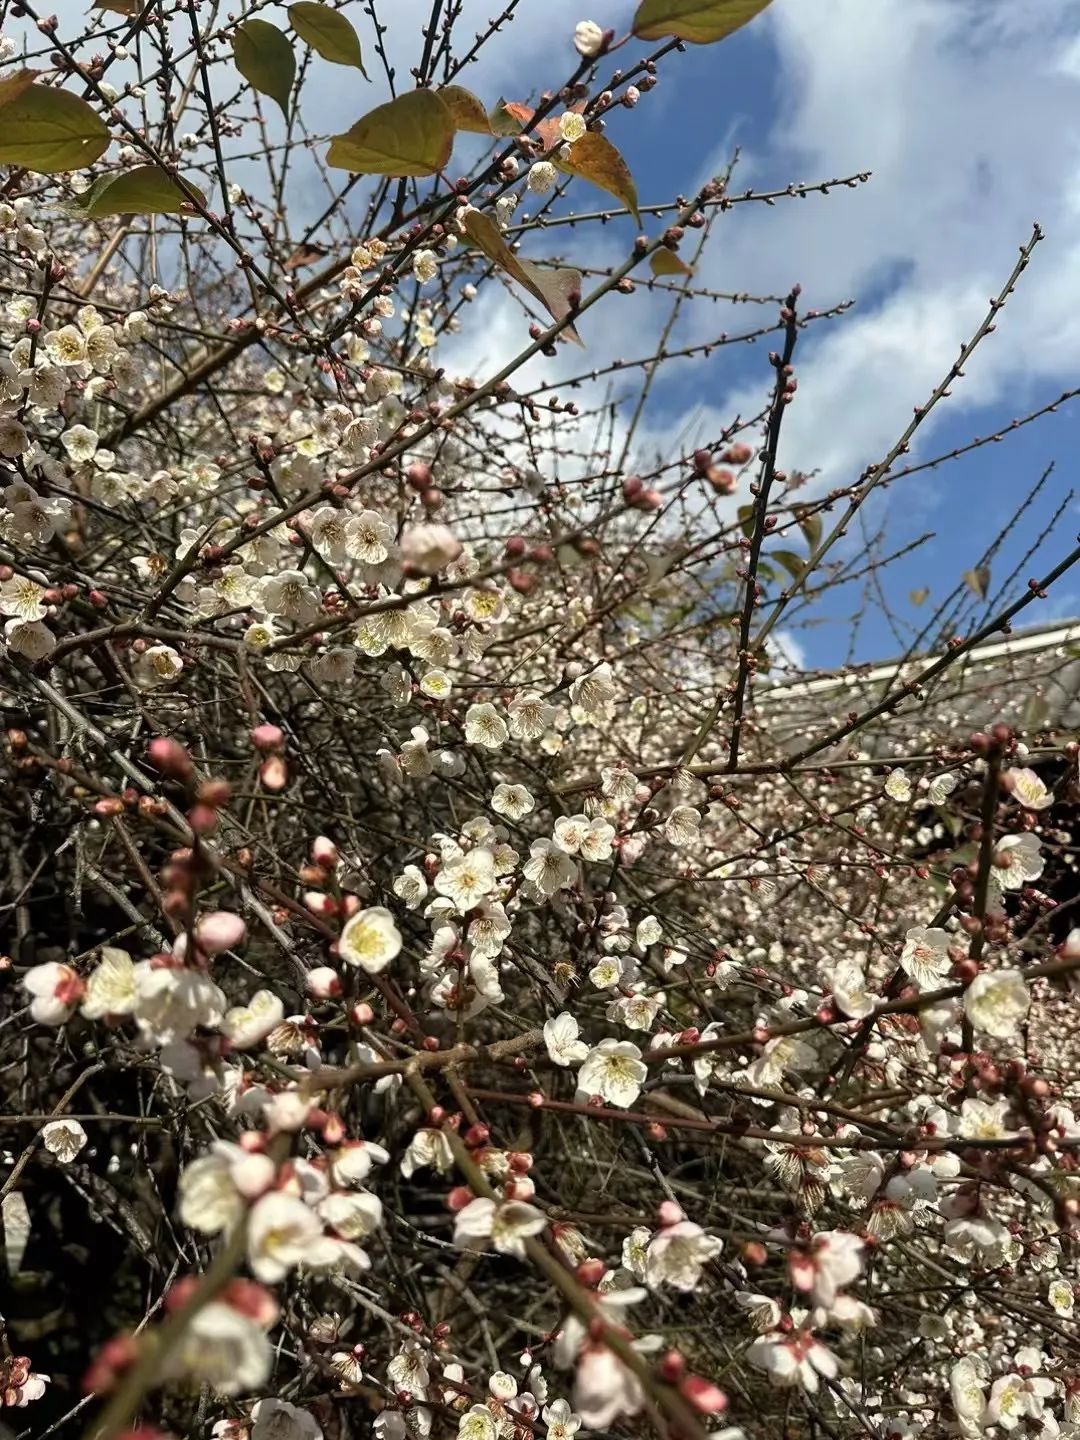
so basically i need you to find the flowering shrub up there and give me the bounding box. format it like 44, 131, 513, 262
2, 5, 1080, 1440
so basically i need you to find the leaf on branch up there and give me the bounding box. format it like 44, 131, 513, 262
93, 0, 140, 11
232, 19, 296, 121
327, 90, 454, 176
737, 503, 756, 540
79, 165, 207, 217
794, 506, 822, 552
632, 0, 774, 44
488, 98, 524, 136
500, 100, 571, 152
0, 83, 110, 173
0, 69, 41, 107
288, 3, 368, 76
284, 242, 330, 271
461, 208, 584, 346
909, 588, 929, 607
555, 132, 640, 224
650, 248, 692, 277
963, 564, 991, 600
771, 549, 805, 583
438, 85, 492, 134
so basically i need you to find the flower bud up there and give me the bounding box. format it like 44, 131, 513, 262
195, 910, 247, 955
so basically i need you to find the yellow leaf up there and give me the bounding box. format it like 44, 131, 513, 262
438, 85, 492, 134
632, 0, 773, 44
288, 3, 368, 76
232, 19, 295, 121
461, 208, 584, 346
556, 131, 640, 224
0, 84, 110, 173
327, 90, 454, 176
81, 165, 206, 217
93, 0, 139, 11
963, 565, 991, 600
909, 588, 929, 607
650, 248, 692, 277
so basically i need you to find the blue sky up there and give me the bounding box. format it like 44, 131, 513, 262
416, 0, 1080, 669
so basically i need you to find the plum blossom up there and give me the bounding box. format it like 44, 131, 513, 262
338, 906, 402, 972
544, 1012, 589, 1067
453, 1197, 548, 1257
746, 1330, 839, 1394
577, 1039, 648, 1108
23, 961, 84, 1025
963, 968, 1029, 1037
899, 926, 951, 986
41, 1118, 87, 1162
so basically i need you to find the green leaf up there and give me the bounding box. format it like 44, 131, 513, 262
632, 0, 773, 44
232, 19, 295, 121
795, 507, 822, 552
327, 90, 454, 176
0, 70, 40, 108
461, 208, 584, 346
80, 165, 206, 217
771, 549, 805, 583
909, 587, 929, 607
555, 131, 640, 224
650, 248, 692, 277
288, 3, 368, 76
0, 84, 110, 173
737, 503, 756, 540
438, 85, 492, 134
962, 564, 991, 600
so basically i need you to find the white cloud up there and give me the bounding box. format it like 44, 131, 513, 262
651, 0, 1080, 493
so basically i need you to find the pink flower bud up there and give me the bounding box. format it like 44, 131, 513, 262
306, 966, 342, 999
251, 723, 285, 753
187, 803, 219, 836
311, 835, 338, 869
657, 1199, 685, 1228
147, 737, 193, 780
195, 910, 247, 955
260, 755, 288, 791
680, 1375, 728, 1414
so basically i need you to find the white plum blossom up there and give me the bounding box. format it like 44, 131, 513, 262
746, 1330, 839, 1394
23, 961, 84, 1026
338, 906, 402, 973
41, 1118, 88, 1162
645, 1217, 723, 1290
544, 1012, 589, 1067
435, 848, 497, 909
992, 831, 1044, 890
492, 782, 534, 819
577, 1039, 648, 1108
1007, 766, 1052, 809
963, 968, 1029, 1037
899, 926, 952, 986
453, 1196, 548, 1257
789, 1230, 864, 1309
464, 703, 509, 748
251, 1400, 323, 1440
